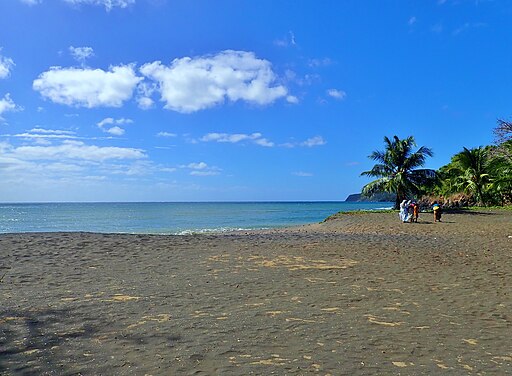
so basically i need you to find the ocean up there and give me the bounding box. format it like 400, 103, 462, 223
0, 201, 393, 235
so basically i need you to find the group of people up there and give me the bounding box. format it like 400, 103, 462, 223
399, 200, 419, 223
399, 199, 442, 223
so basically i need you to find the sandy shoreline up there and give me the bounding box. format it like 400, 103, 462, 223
1, 209, 511, 375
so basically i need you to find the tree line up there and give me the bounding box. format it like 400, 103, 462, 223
361, 120, 512, 210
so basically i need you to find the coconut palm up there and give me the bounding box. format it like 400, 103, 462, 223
361, 135, 435, 209
444, 147, 490, 205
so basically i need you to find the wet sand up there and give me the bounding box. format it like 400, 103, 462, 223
1, 209, 511, 375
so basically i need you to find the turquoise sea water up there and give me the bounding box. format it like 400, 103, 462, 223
0, 202, 393, 235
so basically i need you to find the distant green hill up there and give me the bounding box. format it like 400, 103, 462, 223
345, 192, 396, 202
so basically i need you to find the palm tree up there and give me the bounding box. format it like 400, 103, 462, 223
361, 135, 435, 209
446, 147, 490, 205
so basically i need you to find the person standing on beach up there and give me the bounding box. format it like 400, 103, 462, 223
413, 202, 419, 223
399, 200, 408, 222
433, 201, 442, 222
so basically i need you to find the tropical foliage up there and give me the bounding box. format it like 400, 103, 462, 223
360, 136, 436, 209
361, 120, 512, 208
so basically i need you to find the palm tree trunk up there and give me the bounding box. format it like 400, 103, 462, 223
394, 194, 401, 210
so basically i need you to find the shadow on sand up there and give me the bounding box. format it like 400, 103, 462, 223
0, 307, 96, 375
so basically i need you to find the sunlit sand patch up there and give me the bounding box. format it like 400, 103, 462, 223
108, 294, 141, 302
207, 254, 232, 264
285, 317, 317, 323
127, 320, 147, 329
143, 313, 171, 322
320, 308, 340, 312
191, 310, 210, 318
266, 311, 286, 317
365, 315, 403, 327
22, 349, 40, 355
249, 355, 289, 366
493, 356, 512, 361
0, 316, 26, 323
392, 361, 409, 367
251, 255, 358, 270
61, 297, 78, 302
462, 338, 478, 345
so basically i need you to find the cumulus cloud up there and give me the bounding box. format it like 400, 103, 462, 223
69, 46, 94, 64
327, 89, 346, 100
0, 51, 15, 79
0, 94, 20, 120
33, 65, 142, 108
97, 117, 132, 136
140, 50, 289, 113
136, 82, 156, 109
180, 161, 221, 176
200, 132, 274, 147
63, 0, 135, 11
301, 136, 326, 147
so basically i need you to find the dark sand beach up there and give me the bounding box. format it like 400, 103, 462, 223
1, 209, 512, 375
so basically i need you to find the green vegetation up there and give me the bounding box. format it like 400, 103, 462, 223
360, 136, 436, 210
361, 120, 512, 208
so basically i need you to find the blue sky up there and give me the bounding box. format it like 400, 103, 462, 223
0, 0, 511, 202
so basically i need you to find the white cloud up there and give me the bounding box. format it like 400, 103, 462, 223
13, 140, 146, 161
29, 128, 76, 135
140, 50, 289, 113
187, 162, 208, 170
253, 138, 274, 147
280, 136, 327, 148
19, 0, 41, 5
286, 95, 299, 104
97, 117, 132, 136
274, 31, 297, 48
190, 170, 219, 176
97, 117, 133, 127
63, 0, 135, 11
292, 171, 313, 177
200, 132, 275, 147
104, 126, 124, 136
301, 136, 326, 147
137, 96, 154, 109
33, 65, 142, 108
0, 50, 15, 79
136, 82, 156, 109
0, 94, 20, 120
179, 161, 221, 176
327, 89, 346, 100
201, 132, 261, 143
69, 46, 94, 63
156, 132, 177, 137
